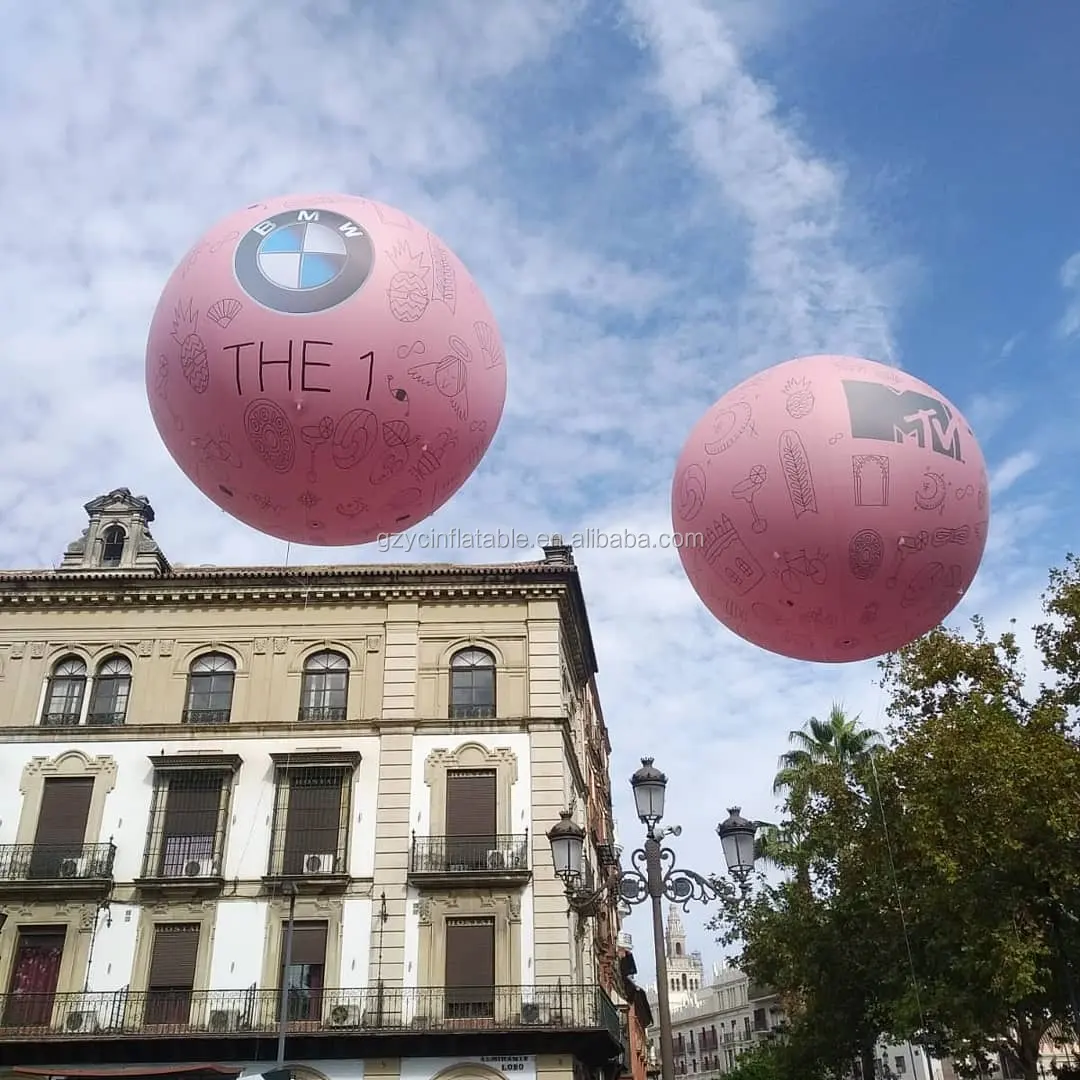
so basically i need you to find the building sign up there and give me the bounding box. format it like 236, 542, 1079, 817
479, 1057, 531, 1073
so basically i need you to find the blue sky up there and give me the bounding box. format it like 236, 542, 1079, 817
1, 0, 1077, 983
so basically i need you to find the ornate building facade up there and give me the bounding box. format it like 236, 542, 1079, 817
0, 489, 639, 1080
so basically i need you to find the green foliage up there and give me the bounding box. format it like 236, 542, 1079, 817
717, 1041, 826, 1080
710, 558, 1080, 1080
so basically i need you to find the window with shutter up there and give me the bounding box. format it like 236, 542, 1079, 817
159, 772, 223, 877
280, 920, 327, 1022
30, 778, 93, 879
280, 770, 344, 876
443, 916, 495, 1019
2, 927, 65, 1028
145, 923, 199, 1026
444, 770, 497, 869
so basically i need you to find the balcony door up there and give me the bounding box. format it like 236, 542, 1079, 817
2, 927, 65, 1028
445, 770, 497, 870
30, 777, 93, 879
281, 921, 327, 1022
145, 923, 199, 1026
444, 916, 495, 1020
281, 771, 343, 876
160, 773, 221, 878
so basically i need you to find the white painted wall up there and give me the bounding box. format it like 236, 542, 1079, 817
1, 734, 379, 993
403, 733, 534, 988
401, 1056, 535, 1080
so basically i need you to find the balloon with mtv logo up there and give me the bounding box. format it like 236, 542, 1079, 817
671, 355, 990, 663
146, 193, 507, 546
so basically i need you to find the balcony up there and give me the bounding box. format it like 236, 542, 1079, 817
0, 984, 623, 1069
39, 711, 80, 728
264, 842, 350, 893
297, 705, 347, 723
182, 708, 231, 725
0, 842, 115, 898
85, 710, 126, 727
408, 833, 531, 887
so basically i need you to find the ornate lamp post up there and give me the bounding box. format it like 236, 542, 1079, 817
547, 759, 760, 1080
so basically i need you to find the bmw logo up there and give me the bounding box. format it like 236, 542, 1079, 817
233, 209, 375, 315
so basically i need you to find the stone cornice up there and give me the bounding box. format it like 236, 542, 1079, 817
0, 560, 599, 676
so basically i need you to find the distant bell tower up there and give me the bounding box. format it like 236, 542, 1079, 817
665, 904, 705, 1004
58, 488, 170, 573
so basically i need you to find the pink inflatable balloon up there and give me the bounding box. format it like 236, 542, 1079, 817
146, 193, 507, 545
671, 355, 990, 663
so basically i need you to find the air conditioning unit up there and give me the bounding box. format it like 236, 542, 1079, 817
58, 857, 86, 878
65, 1009, 98, 1032
486, 849, 506, 870
208, 1009, 243, 1032
304, 852, 335, 874
617, 931, 633, 950
327, 1004, 362, 1027
183, 858, 216, 878
521, 1002, 550, 1024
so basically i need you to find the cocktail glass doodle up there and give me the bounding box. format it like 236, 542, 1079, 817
731, 465, 768, 534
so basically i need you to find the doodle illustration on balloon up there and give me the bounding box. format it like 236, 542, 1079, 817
700, 515, 765, 596
723, 599, 749, 625
800, 608, 837, 629
978, 486, 987, 510
171, 301, 210, 394
192, 428, 243, 497
386, 242, 435, 322
336, 498, 368, 519
975, 520, 989, 543
704, 402, 754, 456
848, 529, 884, 581
298, 489, 324, 533
409, 429, 459, 484
731, 466, 768, 534
932, 525, 970, 547
469, 419, 488, 436
914, 470, 949, 513
387, 376, 410, 414
859, 601, 880, 625
206, 297, 244, 329
428, 235, 458, 314
752, 602, 788, 627
852, 455, 890, 508
901, 562, 958, 609
954, 484, 976, 502
370, 420, 415, 486
397, 341, 425, 361
179, 244, 204, 280
829, 432, 845, 445
775, 548, 828, 595
375, 203, 415, 230
782, 377, 815, 419
886, 531, 930, 589
208, 232, 241, 256
250, 492, 285, 516
300, 417, 336, 482
474, 321, 505, 370
675, 464, 707, 522
330, 409, 379, 470
244, 398, 297, 474
777, 430, 818, 518
408, 335, 471, 421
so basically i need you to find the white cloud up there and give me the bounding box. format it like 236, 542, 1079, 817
990, 449, 1039, 496
1060, 251, 1080, 338
0, 0, 1053, 983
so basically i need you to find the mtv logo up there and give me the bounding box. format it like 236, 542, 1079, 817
842, 380, 963, 461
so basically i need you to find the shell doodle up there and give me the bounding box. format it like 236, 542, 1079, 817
704, 402, 754, 456
331, 409, 380, 470
207, 298, 243, 329
243, 398, 297, 474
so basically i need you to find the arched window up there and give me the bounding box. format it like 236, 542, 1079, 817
299, 650, 349, 722
88, 655, 132, 726
681, 974, 688, 990
183, 652, 236, 724
675, 941, 683, 956
449, 647, 495, 719
100, 524, 126, 567
41, 656, 86, 726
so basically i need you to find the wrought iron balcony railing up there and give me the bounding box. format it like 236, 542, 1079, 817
86, 711, 126, 726
181, 708, 232, 725
297, 705, 347, 723
266, 838, 348, 879
410, 834, 530, 875
40, 711, 80, 728
449, 703, 496, 720
0, 843, 116, 883
0, 983, 620, 1043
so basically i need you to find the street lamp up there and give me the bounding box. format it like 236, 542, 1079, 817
547, 758, 762, 1080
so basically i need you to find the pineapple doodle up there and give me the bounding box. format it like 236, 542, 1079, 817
386, 242, 433, 322
171, 301, 210, 394
783, 377, 815, 419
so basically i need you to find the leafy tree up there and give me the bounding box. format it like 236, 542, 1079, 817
720, 1041, 811, 1080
